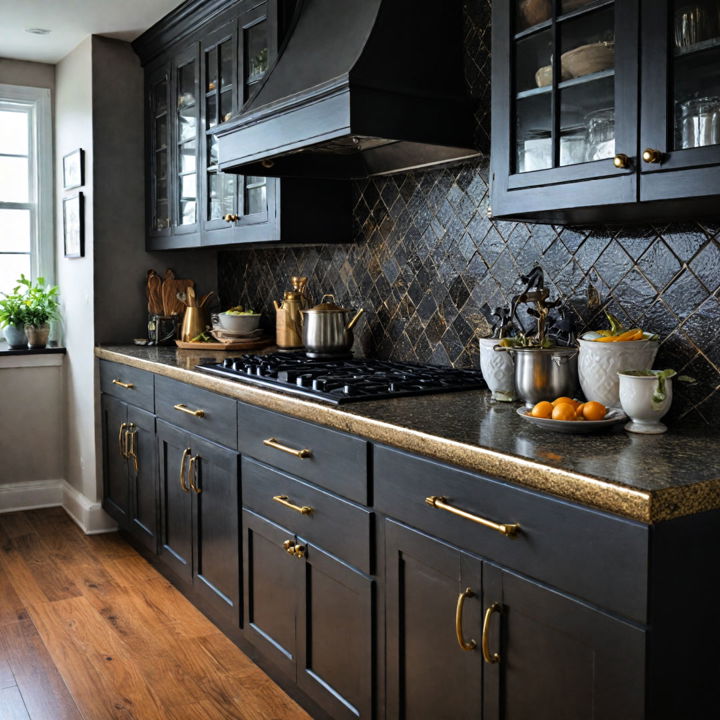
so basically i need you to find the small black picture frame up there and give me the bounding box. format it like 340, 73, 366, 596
62, 148, 84, 190
63, 192, 84, 258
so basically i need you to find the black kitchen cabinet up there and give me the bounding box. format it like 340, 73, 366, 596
242, 506, 374, 720
156, 419, 240, 625
491, 0, 720, 223
134, 0, 349, 249
100, 394, 158, 553
385, 519, 484, 720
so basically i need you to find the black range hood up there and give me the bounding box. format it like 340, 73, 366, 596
214, 0, 479, 180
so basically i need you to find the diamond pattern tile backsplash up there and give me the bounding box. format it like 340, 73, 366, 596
219, 1, 720, 423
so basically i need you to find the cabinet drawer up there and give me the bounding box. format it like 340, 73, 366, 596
242, 457, 372, 574
238, 402, 368, 504
100, 360, 154, 412
156, 376, 237, 449
374, 445, 649, 623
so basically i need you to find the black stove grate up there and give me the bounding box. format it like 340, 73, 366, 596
197, 353, 485, 404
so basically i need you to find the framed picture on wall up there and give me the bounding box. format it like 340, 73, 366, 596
63, 192, 84, 258
62, 148, 84, 190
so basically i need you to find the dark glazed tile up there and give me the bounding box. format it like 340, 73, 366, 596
662, 269, 710, 320
637, 239, 682, 293
662, 223, 708, 263
689, 239, 720, 294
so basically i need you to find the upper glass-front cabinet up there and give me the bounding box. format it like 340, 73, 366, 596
492, 0, 720, 222
148, 67, 171, 238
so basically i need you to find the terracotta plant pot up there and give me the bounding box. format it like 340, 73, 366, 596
25, 323, 50, 349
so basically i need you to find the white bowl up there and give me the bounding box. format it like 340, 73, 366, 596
578, 338, 658, 408
217, 312, 261, 334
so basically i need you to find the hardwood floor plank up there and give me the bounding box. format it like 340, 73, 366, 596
0, 659, 16, 689
0, 686, 31, 720
0, 572, 27, 628
0, 618, 83, 720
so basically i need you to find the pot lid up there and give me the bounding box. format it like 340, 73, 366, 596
303, 294, 350, 313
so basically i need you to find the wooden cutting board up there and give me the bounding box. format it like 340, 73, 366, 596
175, 338, 274, 351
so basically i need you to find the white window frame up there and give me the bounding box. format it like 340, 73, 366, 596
0, 83, 54, 286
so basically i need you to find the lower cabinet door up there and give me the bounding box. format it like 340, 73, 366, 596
191, 435, 239, 624
157, 421, 193, 583
101, 395, 130, 524
385, 519, 484, 720
126, 405, 157, 552
482, 564, 646, 720
297, 541, 374, 720
243, 509, 301, 679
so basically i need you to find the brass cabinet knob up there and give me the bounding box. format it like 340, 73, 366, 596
282, 540, 295, 554
223, 213, 239, 223
293, 544, 306, 558
613, 153, 630, 169
642, 148, 663, 164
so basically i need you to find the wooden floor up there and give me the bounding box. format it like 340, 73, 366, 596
0, 508, 311, 720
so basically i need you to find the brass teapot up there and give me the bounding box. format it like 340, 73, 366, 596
274, 276, 310, 349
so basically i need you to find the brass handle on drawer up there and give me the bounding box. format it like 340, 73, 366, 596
263, 437, 312, 459
273, 495, 313, 515
613, 153, 630, 169
642, 148, 663, 164
112, 379, 135, 389
127, 425, 139, 474
482, 603, 502, 664
425, 496, 519, 537
174, 403, 205, 417
223, 213, 239, 222
179, 448, 191, 493
187, 455, 201, 494
118, 422, 129, 458
455, 588, 477, 652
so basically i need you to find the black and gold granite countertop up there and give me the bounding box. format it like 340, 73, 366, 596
96, 345, 720, 524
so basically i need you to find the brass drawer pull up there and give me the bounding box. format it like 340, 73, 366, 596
188, 455, 201, 494
263, 437, 312, 459
455, 588, 477, 652
174, 403, 205, 417
179, 448, 191, 493
273, 495, 313, 515
112, 379, 135, 389
425, 496, 519, 537
118, 422, 129, 458
482, 603, 502, 664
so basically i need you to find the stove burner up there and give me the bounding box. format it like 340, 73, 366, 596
200, 353, 485, 404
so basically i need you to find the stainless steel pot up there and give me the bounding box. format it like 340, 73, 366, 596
497, 345, 578, 407
301, 294, 364, 357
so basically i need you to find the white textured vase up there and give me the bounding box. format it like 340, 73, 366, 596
618, 371, 675, 434
578, 338, 658, 407
479, 338, 517, 401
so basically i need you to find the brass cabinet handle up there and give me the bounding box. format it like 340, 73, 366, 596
263, 437, 312, 459
179, 448, 191, 493
613, 153, 630, 169
642, 148, 663, 164
112, 379, 135, 389
273, 494, 313, 515
173, 403, 205, 417
118, 422, 129, 458
425, 496, 519, 537
188, 455, 201, 494
127, 425, 139, 474
482, 603, 502, 664
455, 588, 477, 651
223, 213, 239, 222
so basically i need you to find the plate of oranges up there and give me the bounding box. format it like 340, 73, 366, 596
517, 397, 626, 433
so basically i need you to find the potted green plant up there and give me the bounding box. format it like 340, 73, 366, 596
19, 275, 60, 349
0, 282, 29, 348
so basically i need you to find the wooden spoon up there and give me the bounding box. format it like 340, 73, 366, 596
147, 271, 163, 315
162, 269, 177, 316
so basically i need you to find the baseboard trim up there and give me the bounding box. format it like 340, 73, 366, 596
62, 481, 118, 535
0, 479, 117, 535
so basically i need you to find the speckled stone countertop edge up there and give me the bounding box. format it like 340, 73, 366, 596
95, 347, 718, 524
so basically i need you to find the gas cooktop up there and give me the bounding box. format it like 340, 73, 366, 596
197, 353, 485, 404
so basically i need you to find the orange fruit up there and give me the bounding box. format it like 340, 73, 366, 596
530, 401, 553, 419
575, 402, 586, 419
552, 403, 577, 421
582, 401, 607, 421
552, 396, 576, 408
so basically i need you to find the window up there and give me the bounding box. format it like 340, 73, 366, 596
0, 84, 53, 299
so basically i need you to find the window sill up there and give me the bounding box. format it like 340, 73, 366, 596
0, 344, 66, 368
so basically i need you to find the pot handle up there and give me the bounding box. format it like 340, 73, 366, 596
493, 343, 512, 353
320, 294, 336, 303
551, 350, 579, 367
346, 308, 365, 331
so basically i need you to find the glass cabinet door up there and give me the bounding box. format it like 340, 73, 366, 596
640, 0, 720, 189
148, 68, 171, 236
174, 49, 199, 233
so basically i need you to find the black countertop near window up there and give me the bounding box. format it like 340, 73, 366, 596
0, 345, 66, 356
96, 345, 720, 524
